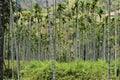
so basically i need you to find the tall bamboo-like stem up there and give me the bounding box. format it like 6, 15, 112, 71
103, 23, 106, 60
14, 26, 20, 80
10, 0, 14, 79
53, 0, 56, 61
15, 0, 20, 79
75, 0, 79, 61
103, 0, 107, 61
38, 20, 41, 60
92, 7, 96, 61
46, 0, 56, 80
66, 0, 70, 62
114, 0, 117, 76
108, 0, 111, 79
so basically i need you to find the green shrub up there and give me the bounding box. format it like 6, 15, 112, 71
5, 60, 120, 80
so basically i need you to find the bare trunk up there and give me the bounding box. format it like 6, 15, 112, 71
103, 0, 107, 61
10, 0, 15, 79
15, 0, 20, 79
46, 0, 56, 80
38, 23, 41, 60
108, 0, 111, 79
75, 0, 79, 61
114, 0, 117, 76
0, 0, 4, 79
53, 0, 57, 61
103, 24, 106, 60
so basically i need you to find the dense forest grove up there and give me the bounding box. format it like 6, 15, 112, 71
0, 0, 120, 80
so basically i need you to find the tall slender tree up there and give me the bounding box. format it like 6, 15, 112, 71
15, 0, 20, 79
103, 0, 107, 60
46, 0, 56, 80
108, 0, 111, 79
114, 0, 117, 76
10, 0, 14, 79
53, 0, 57, 61
75, 0, 79, 61
0, 0, 5, 79
66, 0, 70, 62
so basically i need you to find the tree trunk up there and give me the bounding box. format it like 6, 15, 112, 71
108, 0, 111, 79
53, 0, 57, 61
75, 0, 79, 61
103, 0, 107, 61
46, 0, 56, 80
103, 23, 106, 60
0, 0, 4, 79
114, 0, 117, 76
15, 0, 20, 79
10, 0, 15, 79
38, 22, 41, 61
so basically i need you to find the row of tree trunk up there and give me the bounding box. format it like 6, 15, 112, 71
0, 0, 119, 80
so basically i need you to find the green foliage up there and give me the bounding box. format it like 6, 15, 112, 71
5, 60, 120, 80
